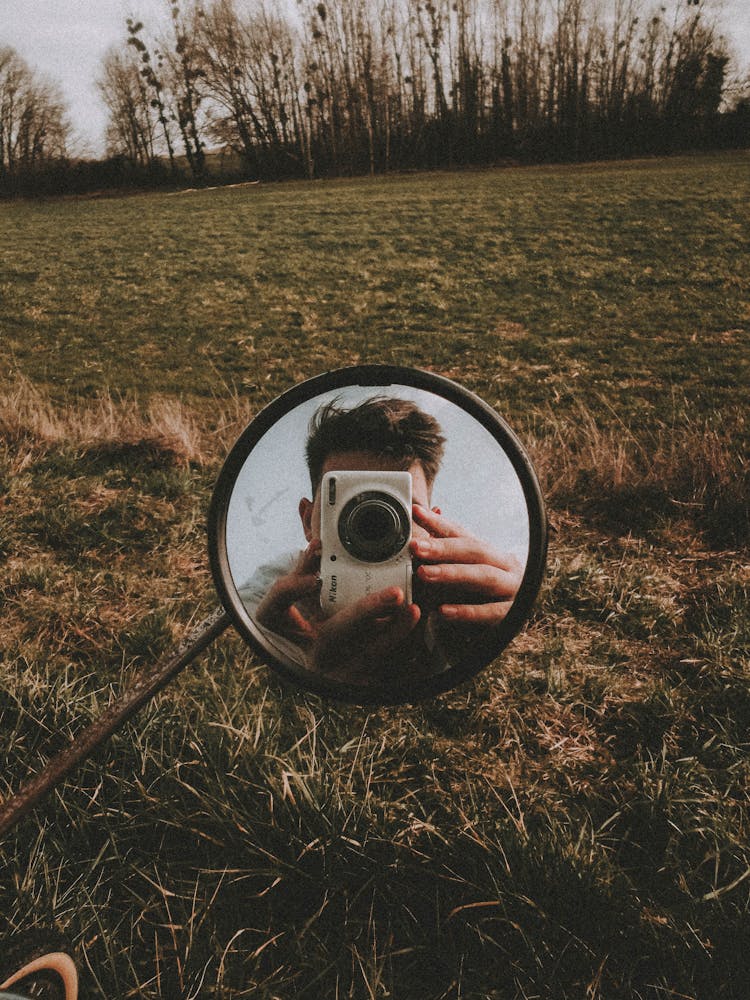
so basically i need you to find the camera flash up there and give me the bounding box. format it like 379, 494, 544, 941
328, 477, 337, 505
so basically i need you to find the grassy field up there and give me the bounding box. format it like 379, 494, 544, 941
1, 151, 749, 998
3, 152, 749, 418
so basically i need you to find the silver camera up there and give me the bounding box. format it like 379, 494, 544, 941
319, 470, 413, 616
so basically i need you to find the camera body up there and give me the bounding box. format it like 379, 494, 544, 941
319, 470, 413, 616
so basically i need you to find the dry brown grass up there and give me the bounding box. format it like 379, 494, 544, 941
2, 375, 749, 996
526, 400, 749, 547
3, 377, 746, 549
0, 378, 211, 470
529, 400, 744, 498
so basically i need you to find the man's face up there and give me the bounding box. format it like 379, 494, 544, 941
299, 450, 434, 542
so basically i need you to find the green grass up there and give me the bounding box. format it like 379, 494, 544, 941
1, 152, 749, 998
2, 152, 748, 421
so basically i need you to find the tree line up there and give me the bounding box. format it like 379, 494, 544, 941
0, 47, 68, 182
1, 0, 749, 195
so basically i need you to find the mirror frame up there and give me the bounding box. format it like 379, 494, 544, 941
208, 365, 547, 704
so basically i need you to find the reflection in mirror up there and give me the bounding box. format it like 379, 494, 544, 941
224, 384, 531, 690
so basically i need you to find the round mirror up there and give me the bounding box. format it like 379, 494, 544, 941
209, 366, 547, 703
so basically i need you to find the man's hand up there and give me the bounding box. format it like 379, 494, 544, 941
312, 587, 421, 679
410, 504, 523, 625
254, 540, 322, 641
255, 541, 422, 678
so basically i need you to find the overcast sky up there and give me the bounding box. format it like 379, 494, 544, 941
1, 0, 748, 157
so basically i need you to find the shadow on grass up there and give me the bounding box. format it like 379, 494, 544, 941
534, 407, 749, 549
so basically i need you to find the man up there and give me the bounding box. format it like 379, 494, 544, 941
243, 396, 523, 681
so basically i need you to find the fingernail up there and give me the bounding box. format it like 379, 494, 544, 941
419, 565, 439, 580
440, 605, 458, 618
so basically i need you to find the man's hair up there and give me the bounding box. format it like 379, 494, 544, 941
305, 396, 446, 493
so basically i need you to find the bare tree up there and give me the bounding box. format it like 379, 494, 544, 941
96, 0, 735, 185
98, 46, 158, 165
125, 17, 178, 171
160, 0, 207, 178
197, 0, 302, 176
0, 46, 68, 178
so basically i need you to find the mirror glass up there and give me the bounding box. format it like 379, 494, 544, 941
210, 368, 546, 703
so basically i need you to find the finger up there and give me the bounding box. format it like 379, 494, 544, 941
417, 561, 521, 600
412, 504, 469, 539
365, 602, 421, 653
342, 586, 407, 624
286, 605, 317, 639
256, 575, 319, 635
439, 600, 514, 624
262, 572, 320, 616
318, 587, 405, 638
411, 535, 514, 568
296, 539, 322, 575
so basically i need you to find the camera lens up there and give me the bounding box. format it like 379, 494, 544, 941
353, 503, 398, 543
339, 491, 410, 562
